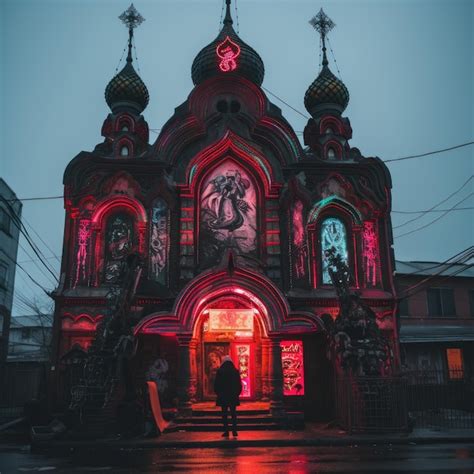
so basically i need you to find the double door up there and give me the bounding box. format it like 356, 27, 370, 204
203, 342, 253, 400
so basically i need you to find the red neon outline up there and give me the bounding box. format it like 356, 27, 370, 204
216, 36, 241, 72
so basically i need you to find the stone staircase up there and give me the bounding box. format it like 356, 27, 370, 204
168, 402, 304, 432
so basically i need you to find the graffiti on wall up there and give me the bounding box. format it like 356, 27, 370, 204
200, 162, 257, 265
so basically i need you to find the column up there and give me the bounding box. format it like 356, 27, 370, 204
176, 334, 194, 415
260, 338, 271, 402
269, 336, 284, 414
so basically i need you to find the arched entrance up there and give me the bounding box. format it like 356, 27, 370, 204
135, 257, 323, 414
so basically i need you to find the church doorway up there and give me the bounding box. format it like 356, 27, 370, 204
196, 298, 264, 401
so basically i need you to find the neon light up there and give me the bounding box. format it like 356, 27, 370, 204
216, 36, 241, 72
74, 219, 91, 287
292, 201, 307, 279
280, 340, 305, 396
234, 344, 251, 398
362, 221, 380, 287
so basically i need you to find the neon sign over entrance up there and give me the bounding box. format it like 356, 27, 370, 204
216, 36, 241, 72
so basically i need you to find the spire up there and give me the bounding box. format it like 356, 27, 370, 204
223, 0, 233, 26
119, 4, 145, 64
304, 9, 349, 117
105, 4, 149, 114
309, 8, 335, 69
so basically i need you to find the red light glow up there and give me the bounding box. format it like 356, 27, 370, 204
74, 219, 91, 287
362, 221, 380, 287
280, 340, 305, 396
216, 36, 241, 72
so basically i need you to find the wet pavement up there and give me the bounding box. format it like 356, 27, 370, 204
1, 443, 474, 473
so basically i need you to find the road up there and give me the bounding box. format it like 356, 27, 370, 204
1, 443, 474, 473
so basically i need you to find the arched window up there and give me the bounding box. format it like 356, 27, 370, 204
104, 213, 134, 284
120, 145, 129, 157
149, 198, 169, 285
325, 127, 334, 134
327, 147, 336, 160
321, 217, 348, 284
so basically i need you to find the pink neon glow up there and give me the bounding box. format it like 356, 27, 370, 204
292, 201, 307, 279
280, 340, 305, 396
74, 219, 91, 287
216, 36, 241, 72
233, 343, 251, 398
208, 309, 254, 332
363, 221, 380, 287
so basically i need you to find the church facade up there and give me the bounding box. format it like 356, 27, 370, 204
52, 4, 398, 419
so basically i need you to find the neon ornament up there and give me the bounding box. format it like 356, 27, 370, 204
280, 340, 305, 396
74, 219, 91, 287
216, 36, 241, 72
362, 221, 379, 287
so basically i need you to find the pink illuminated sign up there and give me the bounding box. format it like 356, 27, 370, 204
234, 343, 251, 398
280, 340, 305, 396
208, 309, 254, 332
216, 36, 241, 72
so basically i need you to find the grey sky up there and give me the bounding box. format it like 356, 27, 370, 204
1, 0, 472, 315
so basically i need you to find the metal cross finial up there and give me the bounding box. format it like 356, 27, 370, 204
309, 8, 335, 68
309, 8, 335, 37
119, 4, 145, 64
119, 4, 145, 30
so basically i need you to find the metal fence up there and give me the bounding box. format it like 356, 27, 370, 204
405, 369, 474, 430
335, 370, 474, 433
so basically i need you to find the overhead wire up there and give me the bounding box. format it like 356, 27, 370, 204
393, 175, 473, 229
394, 192, 473, 239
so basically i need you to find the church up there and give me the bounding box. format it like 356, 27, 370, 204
51, 2, 398, 422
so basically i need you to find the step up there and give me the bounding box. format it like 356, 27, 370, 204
175, 415, 280, 425
167, 422, 284, 432
192, 409, 270, 417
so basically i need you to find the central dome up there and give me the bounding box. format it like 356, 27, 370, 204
191, 4, 264, 86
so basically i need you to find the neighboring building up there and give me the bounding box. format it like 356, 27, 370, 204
8, 314, 53, 362
396, 260, 474, 380
51, 5, 398, 420
0, 178, 22, 388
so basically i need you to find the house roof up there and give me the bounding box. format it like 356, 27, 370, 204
10, 314, 53, 329
395, 260, 474, 278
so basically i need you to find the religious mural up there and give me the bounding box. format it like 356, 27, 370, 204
203, 343, 230, 398
149, 198, 169, 284
104, 213, 133, 284
200, 162, 257, 265
321, 217, 348, 284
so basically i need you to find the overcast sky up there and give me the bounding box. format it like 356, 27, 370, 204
1, 0, 472, 315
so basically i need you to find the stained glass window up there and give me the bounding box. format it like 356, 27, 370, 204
321, 217, 348, 284
104, 213, 133, 284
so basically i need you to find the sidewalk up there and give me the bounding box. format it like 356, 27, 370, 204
31, 423, 474, 452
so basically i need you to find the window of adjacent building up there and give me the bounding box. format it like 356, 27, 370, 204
21, 327, 31, 340
0, 262, 7, 289
446, 348, 463, 380
427, 288, 456, 317
398, 286, 409, 316
0, 208, 11, 234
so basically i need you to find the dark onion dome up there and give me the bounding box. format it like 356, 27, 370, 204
304, 64, 349, 117
191, 1, 264, 87
105, 60, 149, 114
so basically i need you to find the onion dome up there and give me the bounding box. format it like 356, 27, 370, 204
304, 64, 349, 116
191, 0, 264, 86
304, 8, 349, 117
105, 4, 149, 114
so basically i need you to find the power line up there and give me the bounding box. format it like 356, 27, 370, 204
384, 141, 474, 163
393, 207, 473, 214
393, 175, 473, 229
394, 192, 473, 239
261, 86, 311, 120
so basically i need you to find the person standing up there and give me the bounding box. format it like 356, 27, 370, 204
214, 355, 242, 438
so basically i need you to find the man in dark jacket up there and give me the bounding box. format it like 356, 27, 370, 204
214, 355, 242, 437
